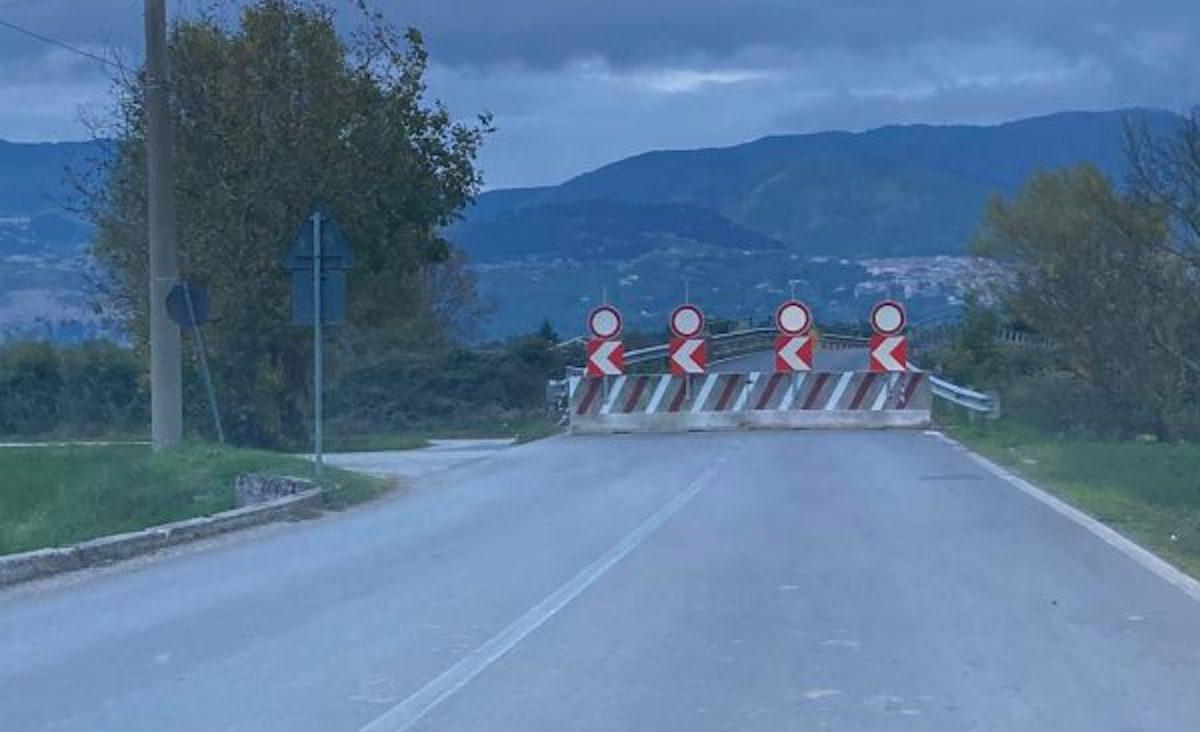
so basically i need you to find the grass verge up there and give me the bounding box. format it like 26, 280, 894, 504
0, 442, 392, 556
323, 414, 561, 452
942, 413, 1200, 580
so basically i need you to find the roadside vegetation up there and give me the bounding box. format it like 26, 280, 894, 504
324, 414, 560, 452
0, 443, 390, 556
925, 107, 1200, 578
939, 410, 1200, 579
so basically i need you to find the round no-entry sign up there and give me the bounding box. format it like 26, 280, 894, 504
587, 304, 623, 339
670, 304, 705, 338
870, 300, 907, 336
775, 300, 813, 335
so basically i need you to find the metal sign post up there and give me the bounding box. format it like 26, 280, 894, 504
182, 285, 223, 443
311, 210, 324, 477
286, 205, 353, 478
166, 281, 223, 443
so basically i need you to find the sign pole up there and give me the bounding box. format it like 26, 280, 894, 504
312, 210, 324, 477
181, 282, 224, 443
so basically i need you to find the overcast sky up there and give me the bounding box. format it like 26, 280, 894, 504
0, 0, 1197, 189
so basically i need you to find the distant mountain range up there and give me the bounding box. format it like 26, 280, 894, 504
451, 108, 1181, 334
0, 109, 1183, 340
0, 139, 109, 341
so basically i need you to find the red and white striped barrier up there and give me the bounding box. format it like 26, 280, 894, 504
568, 371, 930, 433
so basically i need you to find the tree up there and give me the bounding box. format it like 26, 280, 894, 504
87, 1, 492, 446
972, 164, 1196, 438
929, 292, 1003, 388
1124, 107, 1200, 379
536, 319, 559, 344
1125, 107, 1200, 252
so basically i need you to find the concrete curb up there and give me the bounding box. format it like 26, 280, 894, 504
0, 489, 324, 588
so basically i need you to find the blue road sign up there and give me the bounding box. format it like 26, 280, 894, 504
290, 269, 347, 325
286, 205, 353, 326
166, 282, 208, 327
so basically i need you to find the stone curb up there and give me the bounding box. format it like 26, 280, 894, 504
0, 489, 324, 588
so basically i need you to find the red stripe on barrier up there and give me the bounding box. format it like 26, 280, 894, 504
755, 374, 782, 410
802, 373, 831, 410
668, 378, 689, 412
848, 372, 877, 410
714, 375, 741, 411
898, 372, 923, 408
576, 379, 601, 415
623, 375, 649, 413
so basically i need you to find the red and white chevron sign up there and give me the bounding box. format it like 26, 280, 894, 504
869, 334, 907, 372
587, 338, 624, 377
774, 334, 813, 372
669, 337, 707, 375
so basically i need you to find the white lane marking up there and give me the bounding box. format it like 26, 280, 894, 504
732, 372, 758, 412
690, 373, 719, 413
599, 375, 626, 415
779, 373, 805, 411
645, 375, 671, 413
930, 432, 1200, 605
823, 371, 853, 411
358, 466, 720, 732
871, 373, 899, 411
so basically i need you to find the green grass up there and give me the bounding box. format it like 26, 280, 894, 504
322, 433, 432, 452
943, 414, 1200, 579
0, 442, 392, 555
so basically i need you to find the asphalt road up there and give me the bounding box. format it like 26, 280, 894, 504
3, 430, 1200, 731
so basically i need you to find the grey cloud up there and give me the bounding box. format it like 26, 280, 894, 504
393, 0, 1198, 70
0, 0, 1196, 183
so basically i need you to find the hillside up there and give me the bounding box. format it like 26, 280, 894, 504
0, 140, 108, 341
0, 109, 1182, 339
452, 108, 1181, 333
458, 109, 1180, 258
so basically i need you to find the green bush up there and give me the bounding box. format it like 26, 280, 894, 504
0, 340, 147, 438
0, 330, 564, 444
322, 333, 565, 440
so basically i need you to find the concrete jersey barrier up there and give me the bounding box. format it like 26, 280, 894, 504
568, 370, 930, 434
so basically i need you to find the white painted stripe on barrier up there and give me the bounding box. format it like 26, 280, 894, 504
599, 375, 626, 415
779, 372, 805, 410
691, 373, 719, 413
871, 373, 898, 411
645, 374, 672, 414
824, 371, 853, 411
732, 372, 758, 412
567, 377, 581, 399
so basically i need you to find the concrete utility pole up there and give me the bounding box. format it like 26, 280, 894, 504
144, 0, 183, 449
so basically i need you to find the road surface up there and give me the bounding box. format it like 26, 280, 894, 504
323, 439, 516, 480
713, 344, 866, 372
3, 429, 1200, 730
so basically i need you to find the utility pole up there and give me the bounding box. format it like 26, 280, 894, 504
144, 0, 183, 449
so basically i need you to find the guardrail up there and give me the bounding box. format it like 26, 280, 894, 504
624, 328, 869, 366
552, 327, 999, 419
927, 374, 999, 416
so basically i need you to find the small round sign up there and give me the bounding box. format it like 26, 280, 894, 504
587, 304, 623, 339
775, 300, 813, 335
670, 304, 705, 338
870, 300, 907, 336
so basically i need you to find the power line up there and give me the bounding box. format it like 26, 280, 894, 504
0, 15, 122, 71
